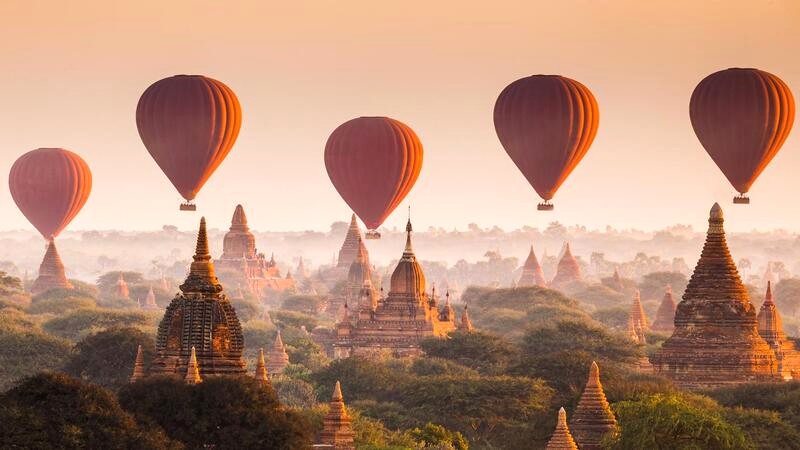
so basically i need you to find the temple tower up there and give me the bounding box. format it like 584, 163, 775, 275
318, 381, 356, 450
458, 305, 474, 332
266, 330, 290, 375
31, 240, 72, 295
142, 286, 159, 310
569, 362, 618, 449
518, 245, 547, 287
551, 243, 582, 288
546, 407, 579, 450
629, 290, 648, 332
337, 214, 363, 269
114, 273, 130, 299
185, 346, 202, 385
757, 282, 800, 380
150, 218, 247, 378
254, 348, 270, 384
651, 204, 777, 389
130, 344, 146, 383
651, 286, 677, 332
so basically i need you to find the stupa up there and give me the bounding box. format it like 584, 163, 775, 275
333, 219, 456, 358
518, 245, 547, 287
185, 346, 202, 385
130, 344, 145, 383
569, 362, 618, 449
318, 381, 356, 450
651, 286, 677, 332
651, 203, 777, 389
458, 304, 474, 332
550, 243, 582, 288
266, 330, 290, 375
31, 240, 72, 295
142, 286, 159, 310
757, 282, 800, 380
546, 407, 579, 450
254, 348, 270, 384
149, 218, 247, 378
114, 273, 130, 299
629, 290, 648, 332
337, 214, 363, 269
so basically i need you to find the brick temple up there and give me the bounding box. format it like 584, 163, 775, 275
31, 240, 72, 295
518, 244, 547, 287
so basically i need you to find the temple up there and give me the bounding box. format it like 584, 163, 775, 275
213, 204, 293, 297
142, 286, 159, 310
518, 245, 547, 287
149, 218, 247, 378
757, 282, 800, 380
546, 407, 579, 450
318, 381, 356, 450
254, 348, 270, 385
458, 304, 474, 332
569, 362, 618, 449
185, 346, 202, 385
130, 344, 145, 383
266, 330, 290, 375
337, 214, 363, 270
651, 204, 778, 389
629, 290, 648, 333
550, 243, 582, 288
114, 273, 130, 299
31, 240, 72, 295
651, 286, 677, 332
333, 219, 456, 358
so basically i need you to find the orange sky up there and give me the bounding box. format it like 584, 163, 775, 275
1, 0, 799, 233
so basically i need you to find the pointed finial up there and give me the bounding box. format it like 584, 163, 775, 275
332, 380, 343, 401
255, 348, 269, 382
765, 281, 774, 305
557, 407, 568, 426
710, 202, 723, 220
588, 361, 600, 387
185, 346, 202, 384
195, 217, 210, 258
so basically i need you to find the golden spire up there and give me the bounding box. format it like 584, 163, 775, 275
254, 348, 270, 383
185, 346, 202, 385
332, 380, 343, 401
130, 344, 145, 383
546, 407, 579, 450
570, 361, 618, 449
180, 217, 223, 294
404, 218, 414, 255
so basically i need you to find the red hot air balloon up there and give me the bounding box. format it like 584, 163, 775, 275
136, 75, 242, 211
494, 75, 599, 211
690, 68, 795, 204
9, 148, 92, 239
325, 117, 423, 238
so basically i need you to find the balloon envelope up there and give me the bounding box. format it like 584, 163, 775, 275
9, 148, 92, 239
324, 117, 423, 230
136, 75, 241, 202
690, 68, 794, 195
494, 75, 599, 202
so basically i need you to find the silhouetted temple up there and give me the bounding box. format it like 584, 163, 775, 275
546, 407, 579, 450
518, 245, 547, 287
757, 282, 800, 380
550, 243, 582, 288
150, 218, 247, 378
569, 362, 618, 449
318, 381, 356, 450
114, 273, 130, 299
31, 240, 72, 295
328, 236, 376, 318
652, 204, 777, 388
214, 204, 293, 297
651, 286, 677, 332
458, 304, 474, 332
130, 345, 145, 383
333, 219, 456, 358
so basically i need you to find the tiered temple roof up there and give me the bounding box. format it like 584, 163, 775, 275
546, 407, 579, 450
757, 282, 800, 380
651, 204, 778, 389
143, 286, 159, 310
518, 245, 547, 287
295, 257, 309, 280
254, 348, 270, 384
551, 243, 582, 288
337, 214, 363, 269
185, 346, 202, 385
31, 240, 72, 295
114, 273, 130, 299
629, 290, 648, 332
318, 381, 356, 450
651, 286, 677, 332
150, 218, 247, 378
267, 330, 290, 375
569, 362, 618, 449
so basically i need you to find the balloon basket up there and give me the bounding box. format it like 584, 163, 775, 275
733, 195, 750, 205
365, 230, 381, 239
180, 202, 197, 211
537, 202, 554, 211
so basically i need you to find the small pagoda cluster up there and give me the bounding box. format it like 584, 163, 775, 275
757, 282, 800, 380
651, 286, 677, 332
148, 218, 247, 378
651, 204, 785, 389
517, 242, 582, 290
31, 240, 72, 295
214, 204, 294, 297
627, 290, 648, 344
333, 219, 459, 358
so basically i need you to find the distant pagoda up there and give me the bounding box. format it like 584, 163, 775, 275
651, 204, 777, 389
254, 348, 270, 385
550, 243, 582, 288
518, 245, 547, 287
629, 290, 648, 332
458, 304, 474, 332
318, 381, 356, 450
337, 214, 363, 269
569, 362, 618, 449
546, 407, 579, 450
266, 330, 290, 375
757, 282, 800, 380
31, 240, 72, 295
142, 286, 159, 310
651, 286, 677, 332
114, 273, 130, 299
150, 218, 247, 378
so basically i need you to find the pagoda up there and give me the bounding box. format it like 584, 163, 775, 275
550, 243, 582, 288
458, 304, 474, 332
130, 345, 145, 383
651, 286, 677, 332
185, 346, 202, 385
318, 381, 356, 450
214, 204, 293, 297
149, 218, 247, 378
518, 245, 547, 287
142, 286, 159, 310
651, 204, 777, 389
254, 348, 270, 385
114, 273, 130, 299
327, 237, 371, 318
266, 330, 290, 375
629, 290, 648, 332
31, 240, 72, 295
569, 362, 618, 449
545, 407, 579, 450
333, 219, 456, 358
337, 214, 363, 269
757, 282, 800, 380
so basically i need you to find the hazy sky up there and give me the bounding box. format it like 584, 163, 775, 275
1, 0, 799, 234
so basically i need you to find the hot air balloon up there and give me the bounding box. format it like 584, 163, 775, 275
9, 148, 92, 240
494, 75, 599, 211
324, 117, 423, 239
690, 68, 795, 204
136, 75, 242, 211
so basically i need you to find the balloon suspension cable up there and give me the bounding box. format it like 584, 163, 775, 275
733, 194, 750, 205
537, 201, 554, 211
180, 201, 197, 211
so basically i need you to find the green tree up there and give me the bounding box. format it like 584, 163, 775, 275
311, 357, 406, 402
723, 407, 800, 450
96, 271, 145, 293
419, 331, 518, 375
27, 289, 97, 315
43, 308, 157, 341
638, 271, 688, 300
0, 324, 72, 390
572, 284, 626, 309
273, 378, 317, 408
407, 422, 469, 450
119, 376, 312, 449
0, 373, 179, 449
281, 295, 326, 315
708, 381, 800, 430
775, 279, 800, 316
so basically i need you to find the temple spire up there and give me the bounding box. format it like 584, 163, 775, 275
629, 290, 649, 332
569, 361, 618, 449
267, 330, 290, 375
180, 217, 222, 294
254, 348, 270, 383
519, 244, 547, 287
404, 218, 414, 255
31, 239, 72, 295
652, 286, 677, 332
231, 204, 249, 230
546, 407, 579, 450
130, 344, 145, 383
185, 346, 202, 385
459, 305, 474, 332
318, 381, 355, 450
